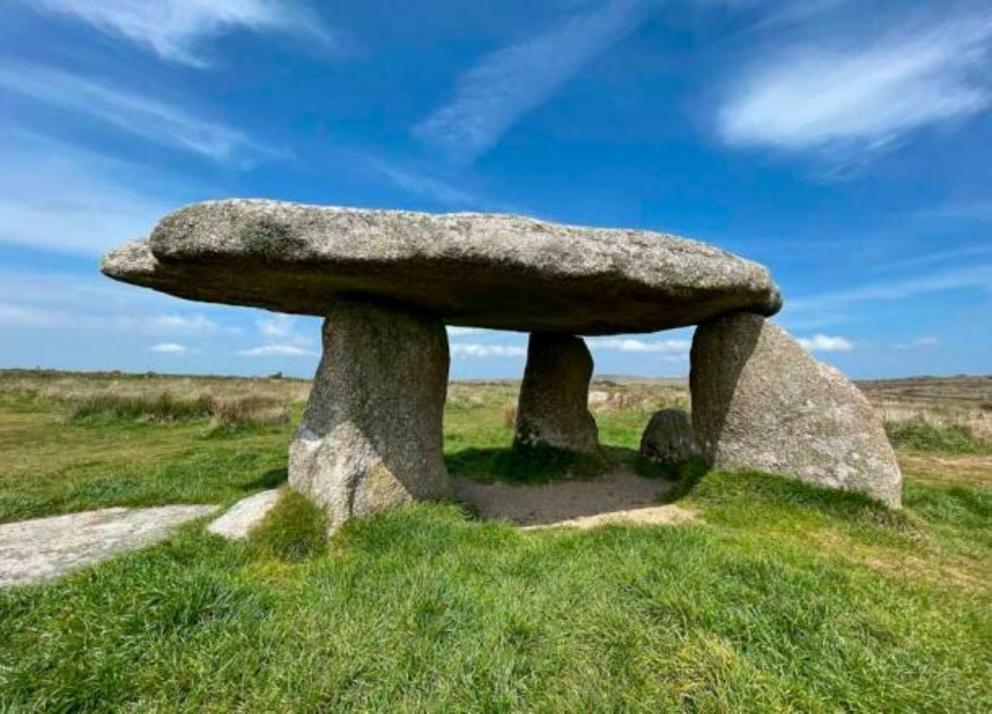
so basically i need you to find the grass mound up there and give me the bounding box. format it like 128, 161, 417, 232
250, 490, 328, 561
685, 470, 925, 536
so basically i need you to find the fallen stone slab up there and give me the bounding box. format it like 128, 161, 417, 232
102, 200, 782, 335
0, 505, 218, 588
690, 313, 902, 507
521, 504, 697, 531
207, 489, 281, 540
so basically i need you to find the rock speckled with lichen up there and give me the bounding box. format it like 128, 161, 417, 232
102, 199, 781, 335
288, 302, 451, 528
515, 333, 599, 453
690, 313, 902, 507
639, 409, 699, 465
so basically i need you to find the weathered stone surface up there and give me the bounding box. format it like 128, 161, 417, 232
515, 333, 599, 453
690, 313, 902, 507
101, 199, 782, 335
639, 409, 698, 464
207, 489, 281, 540
0, 505, 217, 587
289, 302, 451, 529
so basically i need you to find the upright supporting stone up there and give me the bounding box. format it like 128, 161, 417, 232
514, 333, 599, 453
289, 302, 451, 529
639, 409, 698, 465
690, 312, 902, 507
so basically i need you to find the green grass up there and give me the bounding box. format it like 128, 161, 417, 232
886, 419, 992, 454
68, 391, 217, 421
250, 489, 328, 562
0, 372, 990, 711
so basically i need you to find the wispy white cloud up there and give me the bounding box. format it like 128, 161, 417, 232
0, 133, 178, 254
26, 0, 336, 67
0, 302, 225, 335
787, 263, 992, 315
364, 158, 479, 207
257, 314, 298, 340
893, 336, 940, 350
717, 14, 992, 156
147, 314, 221, 334
237, 344, 317, 357
414, 0, 650, 162
150, 342, 188, 354
797, 334, 854, 352
450, 343, 527, 358
917, 201, 992, 225
874, 244, 992, 273
588, 337, 691, 354
0, 63, 284, 165
238, 314, 316, 357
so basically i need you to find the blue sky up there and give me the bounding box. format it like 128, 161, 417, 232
1, 0, 990, 379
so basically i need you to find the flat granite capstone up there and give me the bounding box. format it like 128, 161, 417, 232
102, 199, 782, 335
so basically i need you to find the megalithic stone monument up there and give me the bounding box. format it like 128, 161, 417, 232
102, 199, 902, 526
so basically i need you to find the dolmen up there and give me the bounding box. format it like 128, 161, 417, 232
102, 199, 902, 528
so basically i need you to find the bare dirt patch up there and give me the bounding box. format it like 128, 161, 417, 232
453, 470, 696, 529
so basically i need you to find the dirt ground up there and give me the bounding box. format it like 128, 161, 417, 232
452, 470, 696, 529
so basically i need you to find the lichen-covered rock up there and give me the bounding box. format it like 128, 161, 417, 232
515, 333, 599, 453
690, 313, 901, 507
288, 302, 451, 529
639, 409, 698, 465
101, 199, 781, 335
207, 490, 281, 540
1, 505, 218, 587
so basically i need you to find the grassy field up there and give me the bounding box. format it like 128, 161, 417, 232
1, 370, 990, 711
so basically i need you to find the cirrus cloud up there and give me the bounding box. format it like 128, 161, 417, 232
24, 0, 337, 67
717, 14, 992, 157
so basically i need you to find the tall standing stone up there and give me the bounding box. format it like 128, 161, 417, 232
289, 302, 451, 529
514, 333, 599, 453
690, 312, 902, 507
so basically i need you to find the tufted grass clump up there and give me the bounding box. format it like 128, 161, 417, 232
208, 395, 291, 431
249, 490, 328, 561
69, 392, 215, 422
66, 391, 291, 430
885, 419, 991, 454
